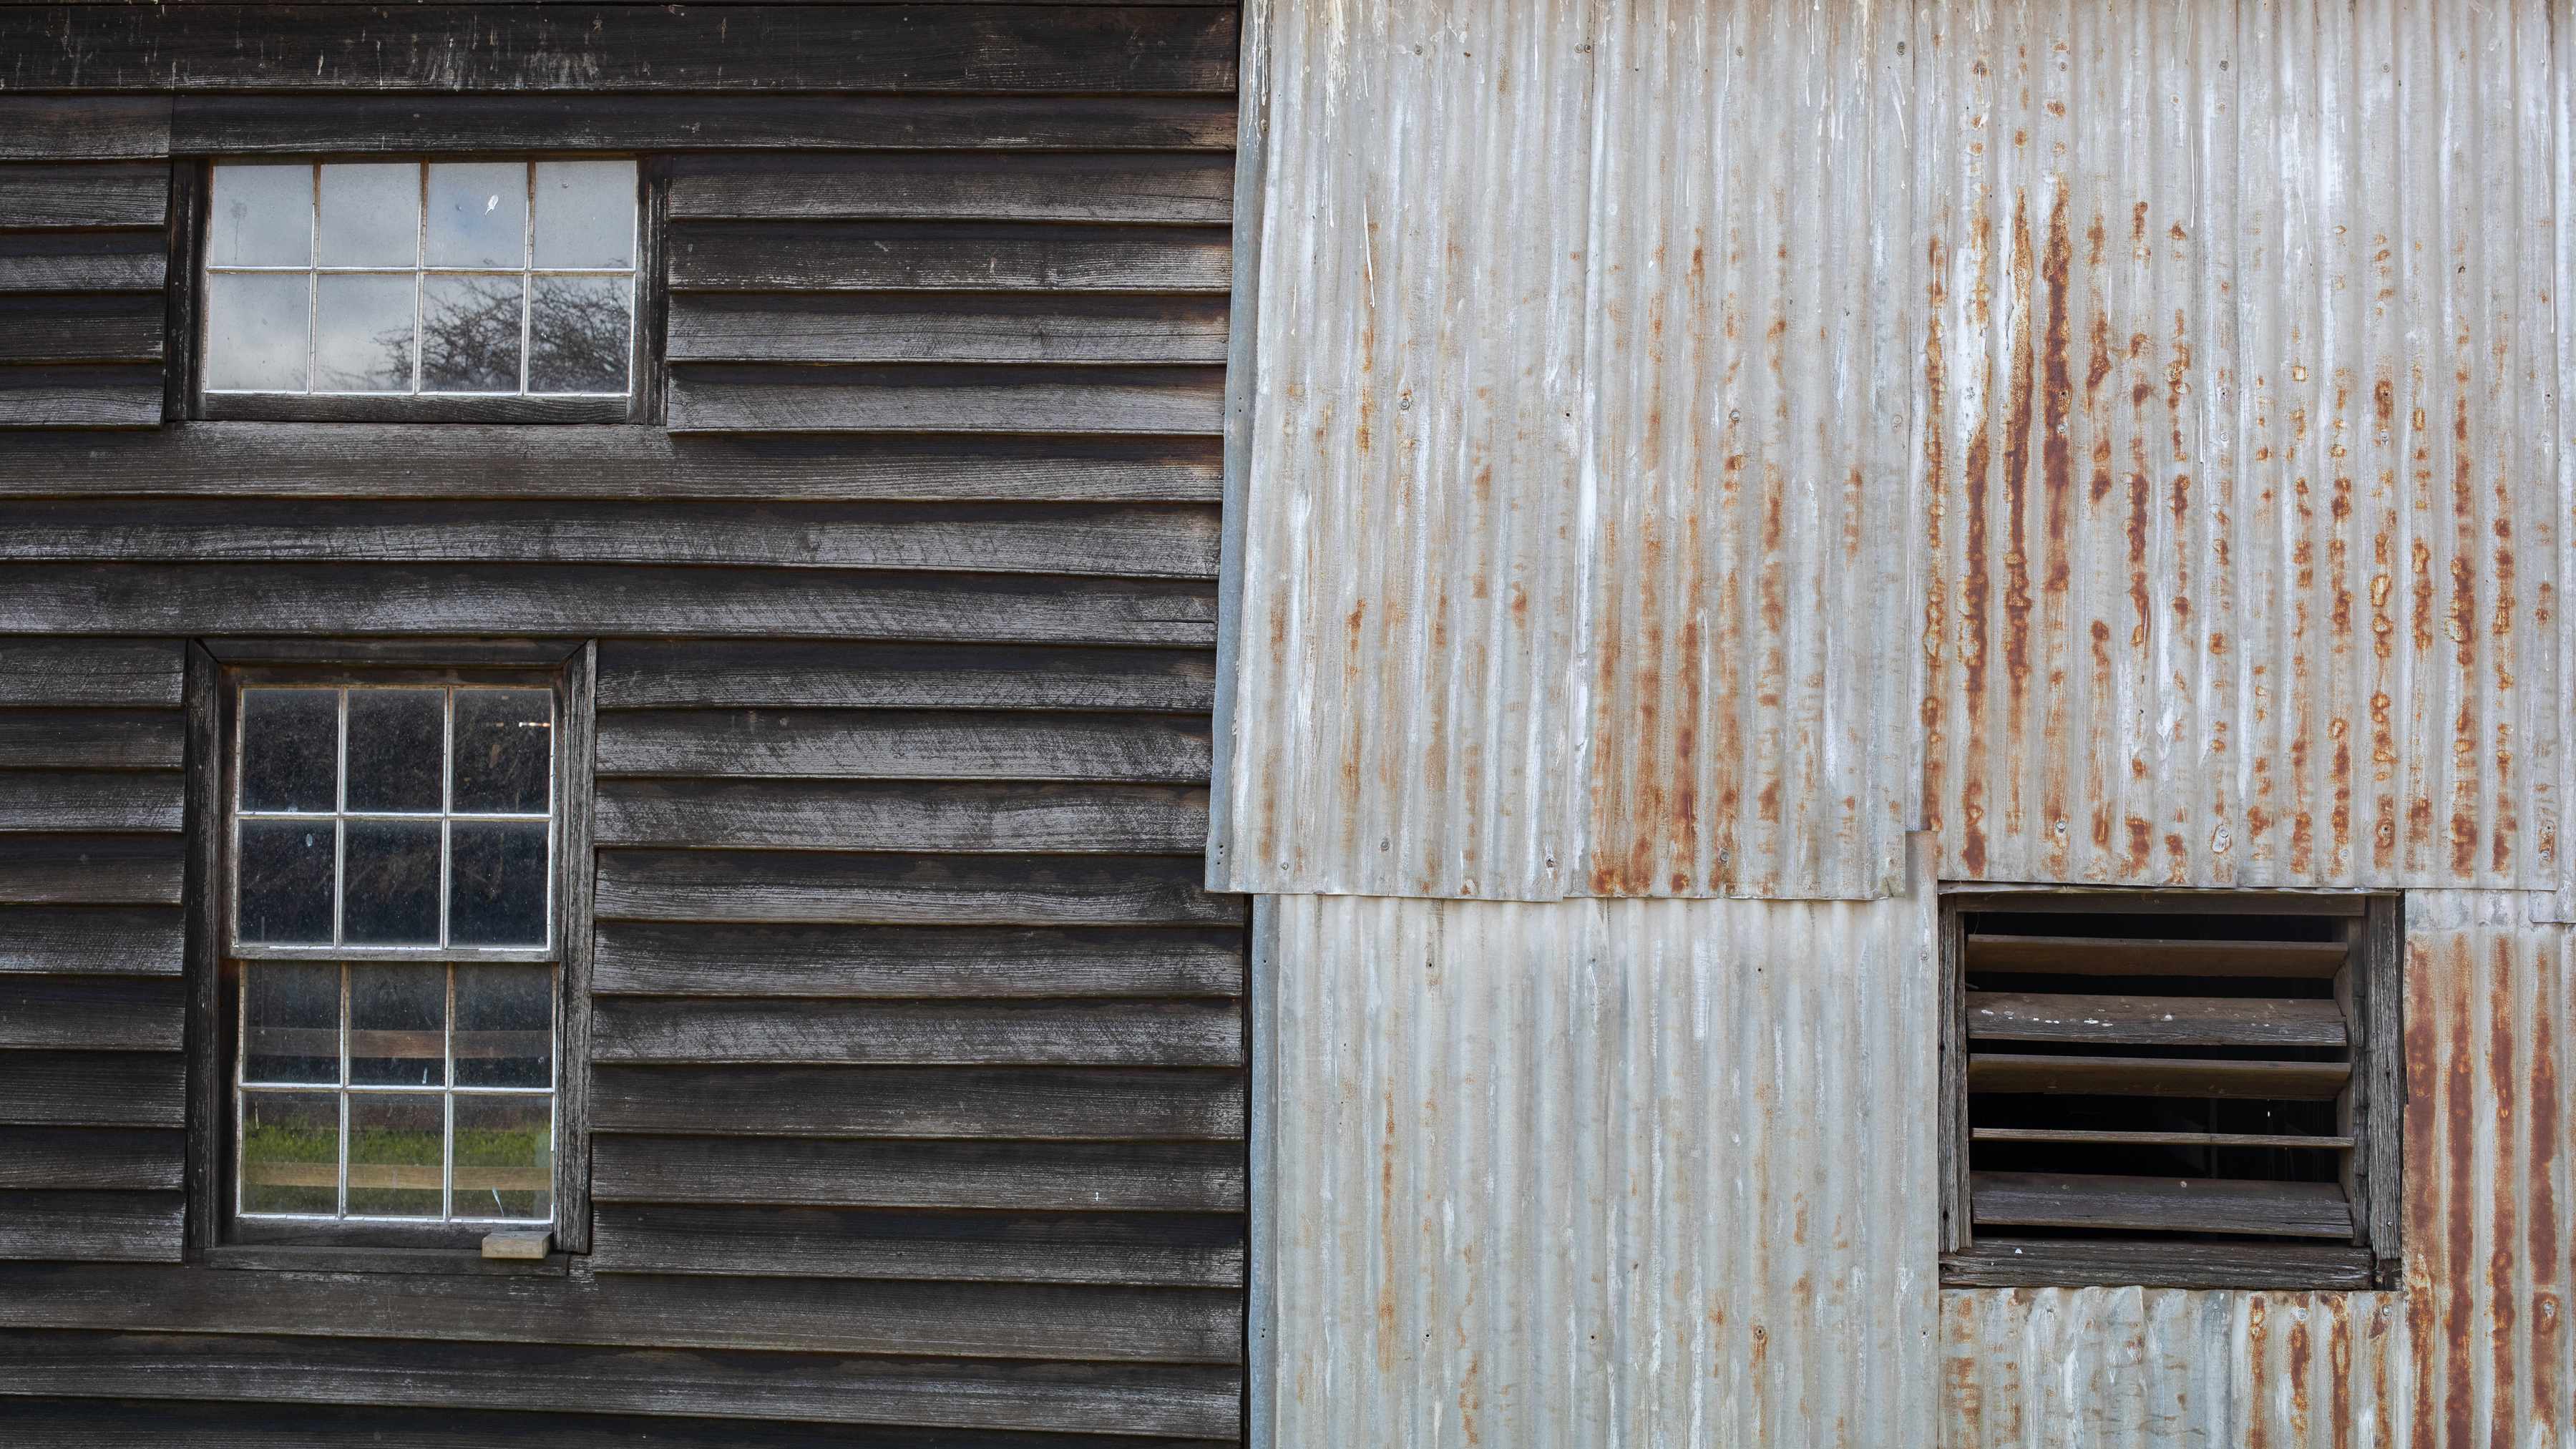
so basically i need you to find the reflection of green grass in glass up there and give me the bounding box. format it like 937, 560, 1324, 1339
346, 1123, 442, 1216
242, 1121, 338, 1214
454, 1123, 551, 1220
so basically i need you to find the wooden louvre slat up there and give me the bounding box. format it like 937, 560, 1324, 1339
1971, 1171, 2355, 1239
1968, 1053, 2351, 1100
1966, 934, 2350, 978
1971, 1127, 2354, 1150
1965, 990, 2348, 1048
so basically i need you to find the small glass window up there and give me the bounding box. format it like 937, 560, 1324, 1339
203, 159, 637, 401
230, 683, 560, 1231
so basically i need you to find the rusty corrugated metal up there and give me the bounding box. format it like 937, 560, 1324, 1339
1211, 0, 1925, 901
1262, 874, 1941, 1445
1922, 0, 2572, 893
1940, 891, 2576, 1445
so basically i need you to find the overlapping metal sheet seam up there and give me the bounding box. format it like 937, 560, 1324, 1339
1922, 0, 2571, 894
1939, 891, 2576, 1445
1214, 0, 1926, 902
1264, 879, 1941, 1446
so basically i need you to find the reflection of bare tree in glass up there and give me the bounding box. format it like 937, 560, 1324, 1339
376, 275, 628, 394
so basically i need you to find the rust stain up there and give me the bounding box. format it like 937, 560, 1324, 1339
2488, 937, 2519, 1447
1956, 207, 1994, 877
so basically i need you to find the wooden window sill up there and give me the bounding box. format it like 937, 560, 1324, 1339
203, 1244, 571, 1278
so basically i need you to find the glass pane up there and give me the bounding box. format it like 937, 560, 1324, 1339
532, 160, 634, 268
240, 1091, 338, 1215
243, 962, 340, 1085
345, 690, 444, 811
453, 1093, 551, 1221
317, 162, 420, 268
528, 275, 630, 394
449, 821, 547, 947
238, 819, 336, 945
204, 272, 309, 392
313, 273, 414, 394
421, 273, 522, 392
454, 964, 551, 1088
343, 819, 440, 947
240, 688, 338, 811
451, 690, 551, 814
349, 962, 445, 1086
208, 164, 312, 267
425, 161, 526, 268
346, 1093, 444, 1217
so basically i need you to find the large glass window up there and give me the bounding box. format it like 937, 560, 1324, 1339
203, 159, 637, 401
228, 683, 560, 1234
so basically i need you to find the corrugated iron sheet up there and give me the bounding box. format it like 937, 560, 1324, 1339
1262, 880, 1941, 1445
1219, 0, 2575, 902
1941, 890, 2576, 1445
1922, 0, 2572, 895
1212, 0, 1923, 901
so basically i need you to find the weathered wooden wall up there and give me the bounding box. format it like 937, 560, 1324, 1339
0, 5, 1246, 1443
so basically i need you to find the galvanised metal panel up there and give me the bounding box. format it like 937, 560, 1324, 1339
1262, 881, 1941, 1445
1212, 0, 1926, 901
1940, 891, 2576, 1445
1921, 0, 2572, 892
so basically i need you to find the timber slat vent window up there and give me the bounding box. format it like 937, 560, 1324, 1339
196, 158, 641, 422
1938, 891, 2401, 1290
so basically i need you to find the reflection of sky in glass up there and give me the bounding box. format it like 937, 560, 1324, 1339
207, 160, 636, 398
209, 165, 311, 267
205, 273, 308, 391
315, 274, 413, 392
427, 162, 527, 268
318, 163, 419, 268
422, 275, 523, 392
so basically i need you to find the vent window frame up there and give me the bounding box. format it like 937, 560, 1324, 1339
1937, 889, 2404, 1292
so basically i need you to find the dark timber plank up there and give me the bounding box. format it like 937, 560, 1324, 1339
1966, 935, 2352, 978
1970, 1171, 2356, 1239
591, 1205, 1244, 1288
0, 426, 1224, 502
0, 500, 1222, 580
0, 1332, 1244, 1442
668, 364, 1226, 436
597, 640, 1216, 713
670, 152, 1232, 223
595, 779, 1207, 854
0, 1191, 180, 1262
0, 1262, 1244, 1362
0, 230, 167, 294
670, 221, 1233, 294
0, 1051, 185, 1127
0, 975, 184, 1050
593, 922, 1244, 998
0, 771, 184, 833
0, 163, 167, 228
1943, 1238, 2377, 1291
670, 293, 1232, 366
594, 1136, 1244, 1213
1964, 991, 2349, 1048
0, 1127, 182, 1189
591, 1065, 1245, 1140
0, 836, 183, 906
0, 8, 1239, 94
175, 94, 1236, 153
0, 710, 184, 769
0, 640, 182, 707
0, 906, 185, 975
595, 851, 1243, 927
0, 99, 171, 162
0, 295, 165, 364
598, 708, 1211, 782
592, 1000, 1244, 1068
0, 367, 164, 430
1968, 1053, 2352, 1100
0, 565, 1216, 647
